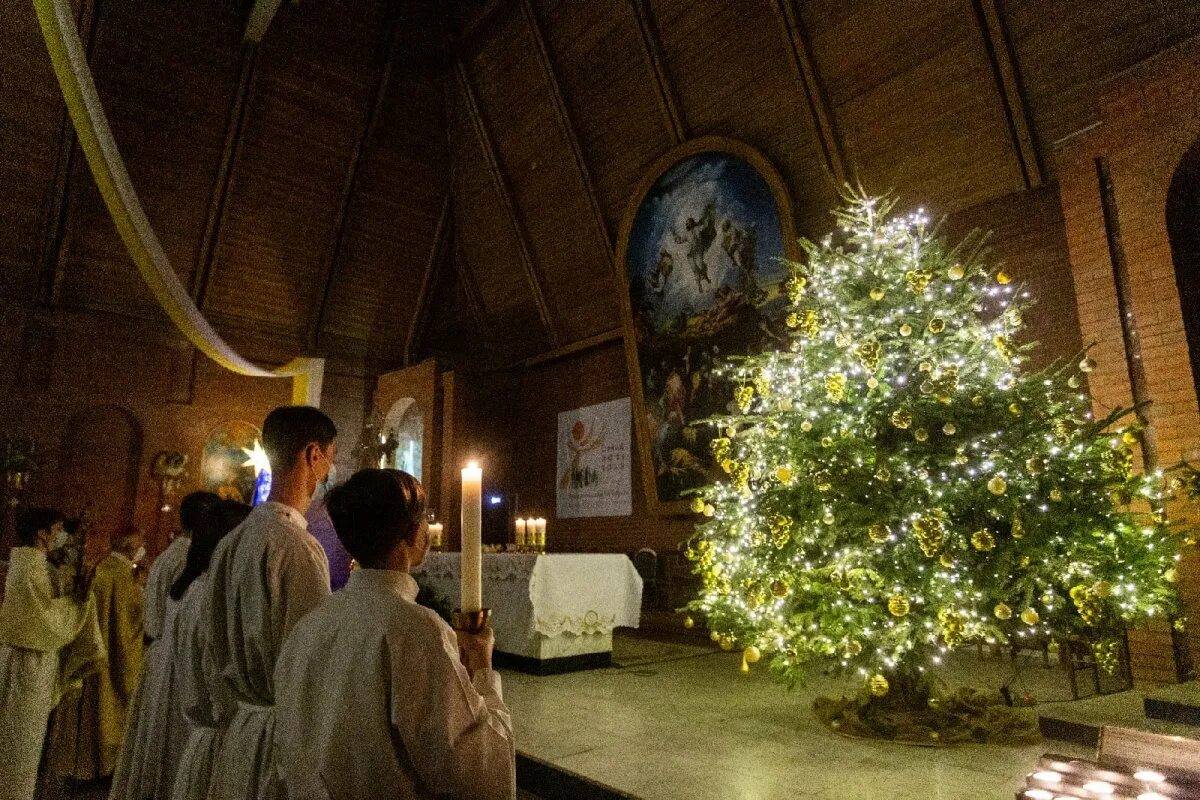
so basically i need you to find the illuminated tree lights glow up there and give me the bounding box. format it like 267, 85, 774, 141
685, 193, 1184, 696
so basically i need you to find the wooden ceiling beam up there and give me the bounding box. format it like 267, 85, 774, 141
972, 0, 1044, 189
244, 0, 284, 42
36, 0, 100, 307
453, 57, 559, 347
192, 46, 258, 305
404, 193, 452, 366
308, 13, 403, 350
520, 0, 615, 258
771, 0, 847, 185
628, 0, 686, 145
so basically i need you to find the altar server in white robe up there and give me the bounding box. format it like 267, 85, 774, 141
0, 508, 102, 800
275, 469, 516, 800
203, 406, 336, 800
169, 499, 250, 800
111, 491, 220, 800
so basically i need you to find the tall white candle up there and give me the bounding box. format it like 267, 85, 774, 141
515, 518, 527, 546
460, 461, 483, 611
428, 522, 443, 549
534, 518, 547, 549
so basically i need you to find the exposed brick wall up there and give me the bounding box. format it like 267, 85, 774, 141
1055, 39, 1200, 683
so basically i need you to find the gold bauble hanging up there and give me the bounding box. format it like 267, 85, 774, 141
1067, 375, 1081, 388
821, 436, 834, 448
948, 264, 966, 280
875, 465, 893, 481
914, 428, 929, 442
971, 529, 996, 551
703, 504, 716, 517
919, 361, 933, 372
938, 552, 954, 568
870, 287, 886, 301
928, 318, 946, 334
1009, 402, 1021, 415
1121, 430, 1138, 445
868, 522, 890, 543
891, 409, 913, 429
690, 497, 706, 513
800, 420, 813, 432
743, 645, 762, 664
1049, 488, 1064, 502
994, 602, 1013, 620
868, 674, 890, 697
971, 395, 985, 407
888, 594, 911, 617
683, 615, 696, 629
996, 271, 1011, 285
1020, 608, 1040, 625
987, 476, 1008, 495
1011, 516, 1024, 539
899, 323, 913, 337
955, 448, 968, 465
822, 511, 836, 525
719, 636, 734, 651
943, 423, 957, 435
775, 465, 794, 485
710, 630, 721, 642
770, 579, 790, 598
1165, 568, 1178, 583
1079, 357, 1097, 373
867, 376, 880, 389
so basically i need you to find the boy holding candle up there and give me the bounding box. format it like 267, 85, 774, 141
274, 469, 515, 799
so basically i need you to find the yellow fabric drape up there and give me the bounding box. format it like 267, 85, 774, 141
33, 0, 323, 406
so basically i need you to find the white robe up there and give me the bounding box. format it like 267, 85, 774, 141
144, 534, 190, 642
0, 547, 101, 800
202, 502, 330, 800
170, 575, 233, 800
274, 569, 516, 800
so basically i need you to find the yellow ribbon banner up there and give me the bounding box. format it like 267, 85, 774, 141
33, 0, 324, 406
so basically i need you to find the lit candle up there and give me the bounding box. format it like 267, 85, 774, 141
515, 518, 527, 547
428, 522, 443, 550
535, 518, 547, 549
460, 461, 483, 612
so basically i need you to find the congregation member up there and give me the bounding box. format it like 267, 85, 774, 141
202, 406, 336, 800
275, 469, 516, 800
110, 491, 221, 800
47, 527, 146, 782
170, 499, 252, 800
0, 508, 102, 800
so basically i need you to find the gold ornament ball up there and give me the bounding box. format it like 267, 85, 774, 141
703, 504, 716, 517
1166, 568, 1178, 583
1121, 430, 1138, 445
1050, 488, 1064, 502
868, 523, 890, 543
1009, 402, 1021, 415
726, 426, 737, 438
1068, 375, 1082, 388
1092, 580, 1113, 598
870, 287, 886, 301
770, 579, 790, 597
891, 409, 913, 429
868, 674, 890, 697
743, 646, 762, 664
690, 497, 706, 513
994, 602, 1013, 620
821, 436, 834, 448
800, 420, 814, 432
948, 264, 966, 280
996, 271, 1011, 285
971, 395, 985, 407
719, 637, 734, 651
919, 361, 933, 372
775, 465, 794, 485
845, 640, 863, 656
710, 630, 721, 642
822, 511, 836, 525
928, 318, 946, 334
888, 594, 911, 617
1079, 357, 1097, 373
942, 423, 957, 435
1020, 608, 1040, 625
867, 377, 880, 389
914, 428, 929, 442
971, 529, 996, 551
683, 615, 696, 629
987, 476, 1008, 495
899, 323, 913, 337
939, 552, 954, 568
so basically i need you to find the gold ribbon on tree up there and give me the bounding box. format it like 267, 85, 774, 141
33, 0, 324, 406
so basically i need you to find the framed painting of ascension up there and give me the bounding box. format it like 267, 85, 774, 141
615, 137, 799, 516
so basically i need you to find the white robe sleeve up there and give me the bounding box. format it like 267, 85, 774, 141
391, 615, 515, 800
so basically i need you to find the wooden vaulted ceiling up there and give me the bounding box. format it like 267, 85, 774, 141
3, 0, 1200, 374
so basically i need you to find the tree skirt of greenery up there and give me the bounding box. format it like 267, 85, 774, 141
813, 686, 1041, 746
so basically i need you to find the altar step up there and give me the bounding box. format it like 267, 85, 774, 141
517, 753, 636, 800
1038, 684, 1200, 747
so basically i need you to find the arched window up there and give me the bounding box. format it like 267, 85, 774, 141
1169, 139, 1200, 408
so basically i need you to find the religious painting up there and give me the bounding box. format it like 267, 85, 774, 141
615, 137, 798, 515
201, 421, 263, 505
556, 398, 633, 519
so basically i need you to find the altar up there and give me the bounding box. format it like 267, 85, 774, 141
413, 552, 643, 674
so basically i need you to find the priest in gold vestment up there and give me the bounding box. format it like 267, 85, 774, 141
47, 528, 145, 780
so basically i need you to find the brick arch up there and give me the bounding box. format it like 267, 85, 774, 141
1168, 139, 1200, 411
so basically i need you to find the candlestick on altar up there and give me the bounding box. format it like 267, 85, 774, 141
428, 522, 443, 551
514, 517, 527, 548
460, 461, 483, 612
534, 517, 547, 552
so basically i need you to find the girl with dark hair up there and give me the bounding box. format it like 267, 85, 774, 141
111, 500, 250, 800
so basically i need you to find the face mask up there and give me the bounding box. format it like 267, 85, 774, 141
133, 546, 146, 563
311, 456, 338, 502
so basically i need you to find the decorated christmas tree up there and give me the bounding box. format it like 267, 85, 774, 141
686, 192, 1184, 736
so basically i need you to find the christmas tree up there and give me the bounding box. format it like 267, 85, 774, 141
686, 192, 1183, 722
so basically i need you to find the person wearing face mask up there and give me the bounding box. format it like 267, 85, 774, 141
274, 469, 515, 800
0, 508, 103, 800
201, 405, 336, 800
45, 526, 146, 783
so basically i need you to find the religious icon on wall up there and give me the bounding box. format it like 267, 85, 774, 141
201, 421, 263, 504
616, 137, 797, 515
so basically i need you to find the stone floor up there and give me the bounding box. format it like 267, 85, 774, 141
500, 634, 1100, 800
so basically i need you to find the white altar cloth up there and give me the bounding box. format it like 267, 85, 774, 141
412, 553, 642, 665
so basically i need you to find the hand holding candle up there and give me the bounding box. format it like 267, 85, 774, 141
460, 461, 483, 612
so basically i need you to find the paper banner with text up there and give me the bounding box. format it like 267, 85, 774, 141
556, 398, 632, 518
